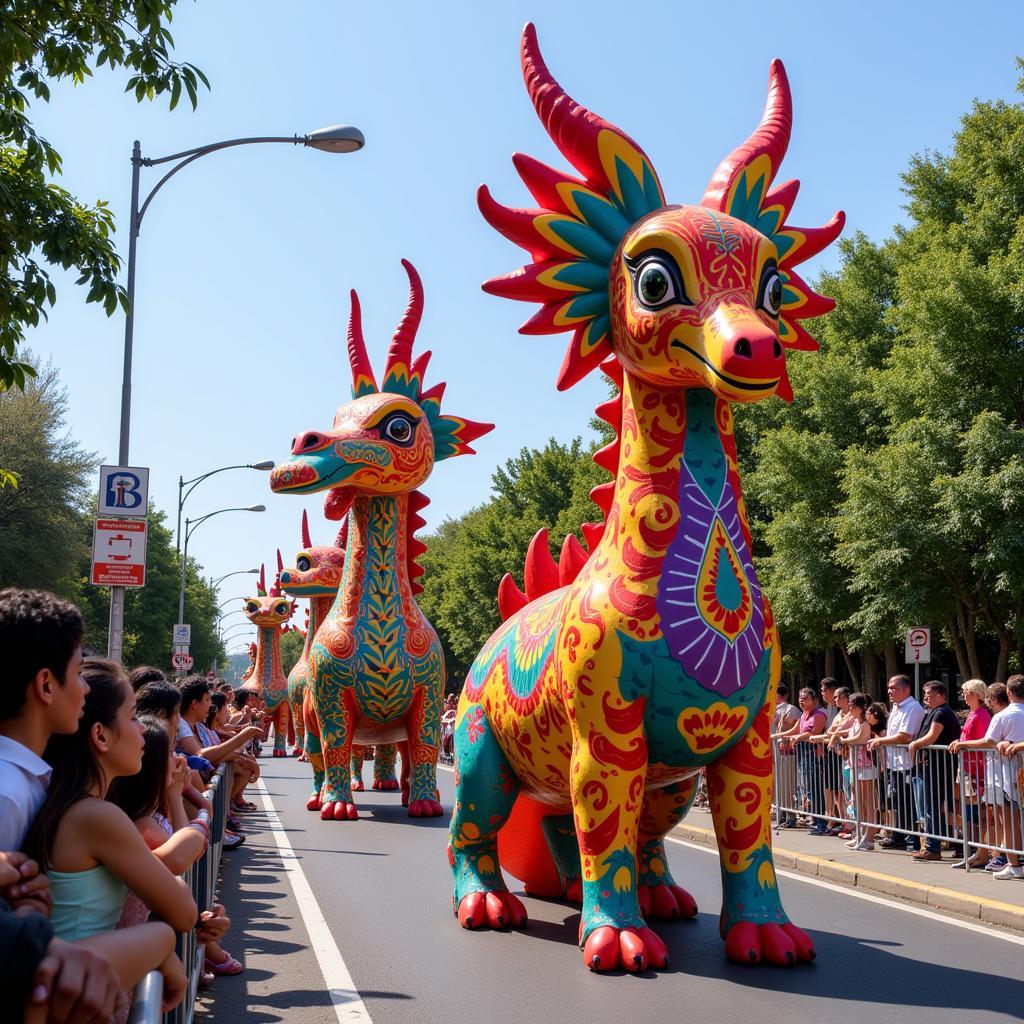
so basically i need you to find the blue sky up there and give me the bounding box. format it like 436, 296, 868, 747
24, 0, 1024, 654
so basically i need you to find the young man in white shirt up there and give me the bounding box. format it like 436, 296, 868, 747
952, 674, 1024, 879
868, 675, 925, 852
0, 588, 88, 852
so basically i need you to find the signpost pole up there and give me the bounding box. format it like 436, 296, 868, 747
915, 661, 920, 704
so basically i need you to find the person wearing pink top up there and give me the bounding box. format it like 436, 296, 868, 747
952, 680, 993, 869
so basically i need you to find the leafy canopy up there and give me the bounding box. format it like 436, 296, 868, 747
0, 1, 208, 389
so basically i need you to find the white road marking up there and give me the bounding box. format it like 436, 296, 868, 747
438, 763, 1024, 945
664, 834, 1024, 947
255, 777, 374, 1023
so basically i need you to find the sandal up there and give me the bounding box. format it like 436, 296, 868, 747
204, 951, 244, 976
233, 799, 257, 811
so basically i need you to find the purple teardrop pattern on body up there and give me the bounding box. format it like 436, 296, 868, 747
656, 463, 765, 696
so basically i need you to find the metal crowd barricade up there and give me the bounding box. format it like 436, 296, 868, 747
161, 762, 233, 1024
771, 738, 1024, 869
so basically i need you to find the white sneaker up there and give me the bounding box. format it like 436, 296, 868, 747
854, 839, 875, 852
993, 864, 1024, 880
844, 839, 860, 848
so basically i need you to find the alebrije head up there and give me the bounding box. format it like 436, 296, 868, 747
478, 24, 844, 403
243, 564, 295, 626
270, 259, 493, 520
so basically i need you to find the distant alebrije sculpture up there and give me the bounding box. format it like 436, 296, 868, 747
271, 260, 493, 819
278, 511, 401, 806
243, 565, 296, 757
449, 24, 843, 971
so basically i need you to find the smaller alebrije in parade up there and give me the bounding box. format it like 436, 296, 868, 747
270, 260, 493, 820
450, 24, 843, 971
242, 565, 296, 757
278, 511, 402, 806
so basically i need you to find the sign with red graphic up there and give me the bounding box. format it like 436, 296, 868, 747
172, 652, 194, 671
905, 627, 931, 664
91, 518, 148, 587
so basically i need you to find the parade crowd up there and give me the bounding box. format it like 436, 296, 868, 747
0, 588, 266, 1024
770, 674, 1024, 878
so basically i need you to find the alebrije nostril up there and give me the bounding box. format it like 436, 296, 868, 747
734, 338, 752, 358
773, 339, 782, 358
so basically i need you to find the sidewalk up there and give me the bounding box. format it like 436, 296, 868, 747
673, 807, 1024, 933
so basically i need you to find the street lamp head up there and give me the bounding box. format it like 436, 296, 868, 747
247, 505, 266, 513
250, 460, 275, 471
245, 567, 260, 573
304, 124, 364, 154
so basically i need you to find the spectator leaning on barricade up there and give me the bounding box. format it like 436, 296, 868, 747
818, 679, 846, 835
773, 687, 827, 831
838, 693, 882, 851
951, 675, 1024, 880
906, 681, 961, 861
771, 683, 800, 828
951, 680, 994, 869
0, 588, 187, 1022
868, 675, 925, 853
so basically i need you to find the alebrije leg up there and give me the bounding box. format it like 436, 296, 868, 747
405, 687, 443, 816
636, 777, 699, 920
351, 746, 365, 791
570, 694, 667, 973
372, 744, 400, 790
539, 813, 582, 899
317, 687, 359, 821
706, 701, 814, 966
303, 691, 324, 809
449, 705, 526, 930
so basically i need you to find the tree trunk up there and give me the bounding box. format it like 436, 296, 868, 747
863, 650, 880, 697
957, 602, 983, 679
884, 640, 899, 681
824, 645, 836, 678
994, 623, 1012, 683
948, 617, 971, 681
839, 645, 859, 688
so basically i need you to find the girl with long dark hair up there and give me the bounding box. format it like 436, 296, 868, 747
23, 660, 197, 940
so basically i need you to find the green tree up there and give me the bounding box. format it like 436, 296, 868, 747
0, 1, 208, 389
280, 628, 304, 677
0, 358, 95, 591
418, 437, 605, 684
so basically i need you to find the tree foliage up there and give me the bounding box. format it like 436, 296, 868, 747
418, 438, 605, 685
280, 629, 304, 677
0, 0, 208, 389
0, 359, 94, 592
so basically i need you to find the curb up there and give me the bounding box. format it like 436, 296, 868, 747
670, 822, 1024, 934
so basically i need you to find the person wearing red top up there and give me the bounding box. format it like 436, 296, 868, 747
950, 680, 994, 869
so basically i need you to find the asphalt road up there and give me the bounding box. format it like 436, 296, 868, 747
206, 756, 1024, 1024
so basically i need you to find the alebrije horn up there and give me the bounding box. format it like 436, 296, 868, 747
301, 509, 312, 549
347, 289, 377, 396
258, 564, 266, 596
702, 59, 792, 211
384, 259, 423, 376
276, 549, 284, 574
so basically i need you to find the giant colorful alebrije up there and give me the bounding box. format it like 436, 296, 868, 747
242, 565, 296, 757
278, 511, 401, 805
270, 260, 493, 820
448, 24, 844, 972
240, 642, 257, 686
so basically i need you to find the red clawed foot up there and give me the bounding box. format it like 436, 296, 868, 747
639, 883, 698, 920
272, 749, 286, 758
290, 747, 303, 758
583, 926, 669, 972
306, 792, 322, 811
724, 921, 815, 967
374, 779, 400, 791
351, 779, 365, 792
319, 801, 359, 821
457, 891, 528, 930
408, 798, 443, 817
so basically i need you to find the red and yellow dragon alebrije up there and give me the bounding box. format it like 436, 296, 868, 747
448, 24, 844, 972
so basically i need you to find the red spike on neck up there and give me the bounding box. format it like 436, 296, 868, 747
301, 509, 312, 548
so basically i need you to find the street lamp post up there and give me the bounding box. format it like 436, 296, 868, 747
212, 569, 260, 592
177, 465, 274, 552
107, 123, 364, 663
178, 505, 265, 629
